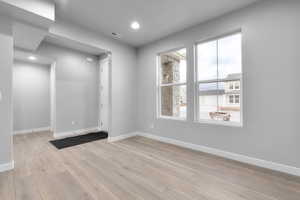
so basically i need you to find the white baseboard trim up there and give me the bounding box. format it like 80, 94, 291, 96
136, 132, 300, 177
0, 161, 14, 173
53, 127, 101, 139
14, 127, 51, 135
108, 132, 138, 143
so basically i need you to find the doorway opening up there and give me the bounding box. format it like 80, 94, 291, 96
12, 38, 111, 140
13, 53, 55, 135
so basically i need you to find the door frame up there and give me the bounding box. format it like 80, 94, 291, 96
50, 61, 56, 132
98, 53, 112, 136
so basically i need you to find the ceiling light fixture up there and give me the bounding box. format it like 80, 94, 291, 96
131, 21, 140, 30
86, 57, 93, 62
28, 56, 37, 61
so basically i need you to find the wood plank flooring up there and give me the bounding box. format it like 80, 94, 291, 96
1, 131, 300, 200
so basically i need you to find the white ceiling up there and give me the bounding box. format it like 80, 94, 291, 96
54, 0, 261, 47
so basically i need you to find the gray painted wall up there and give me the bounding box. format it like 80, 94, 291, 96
0, 17, 13, 166
36, 42, 99, 133
13, 61, 51, 132
137, 0, 300, 168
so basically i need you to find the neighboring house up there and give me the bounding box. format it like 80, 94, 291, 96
199, 73, 241, 110
199, 73, 241, 122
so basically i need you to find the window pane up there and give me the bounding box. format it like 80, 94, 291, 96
235, 82, 240, 90
219, 80, 241, 123
218, 33, 242, 80
199, 82, 219, 120
229, 95, 234, 103
160, 48, 186, 84
199, 81, 240, 122
161, 85, 186, 119
197, 41, 217, 81
235, 95, 240, 104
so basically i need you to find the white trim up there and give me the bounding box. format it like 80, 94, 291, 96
196, 119, 243, 128
14, 126, 51, 135
194, 31, 244, 127
136, 132, 300, 177
108, 132, 138, 143
160, 82, 186, 87
53, 127, 101, 139
0, 161, 14, 173
98, 53, 112, 139
98, 55, 111, 133
50, 62, 56, 132
156, 47, 188, 121
157, 116, 187, 122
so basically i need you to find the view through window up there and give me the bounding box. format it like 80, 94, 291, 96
196, 33, 242, 124
159, 48, 187, 119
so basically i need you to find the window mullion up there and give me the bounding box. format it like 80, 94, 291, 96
216, 40, 219, 112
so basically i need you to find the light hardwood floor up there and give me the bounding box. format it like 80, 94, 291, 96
0, 132, 300, 200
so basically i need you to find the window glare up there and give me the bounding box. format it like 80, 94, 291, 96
218, 33, 242, 79
197, 41, 217, 81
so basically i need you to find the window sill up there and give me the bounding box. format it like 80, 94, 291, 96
157, 116, 187, 122
196, 119, 243, 128
156, 116, 243, 127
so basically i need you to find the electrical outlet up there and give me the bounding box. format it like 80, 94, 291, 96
150, 123, 154, 129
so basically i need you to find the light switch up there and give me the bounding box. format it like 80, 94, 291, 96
0, 91, 2, 101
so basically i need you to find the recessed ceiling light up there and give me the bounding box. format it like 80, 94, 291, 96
28, 56, 37, 61
86, 57, 93, 62
131, 21, 140, 30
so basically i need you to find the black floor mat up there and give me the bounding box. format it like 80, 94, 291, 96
50, 131, 108, 149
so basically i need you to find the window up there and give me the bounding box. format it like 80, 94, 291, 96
235, 95, 240, 104
196, 33, 242, 125
229, 95, 234, 104
235, 82, 240, 90
158, 48, 187, 119
228, 94, 240, 105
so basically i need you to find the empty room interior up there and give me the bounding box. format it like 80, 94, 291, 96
0, 0, 300, 199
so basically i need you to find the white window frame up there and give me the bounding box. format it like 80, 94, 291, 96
156, 47, 187, 121
194, 32, 243, 127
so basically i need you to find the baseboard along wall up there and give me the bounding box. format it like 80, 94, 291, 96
109, 131, 300, 177
14, 127, 51, 135
53, 127, 101, 139
0, 161, 14, 173
108, 132, 139, 142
